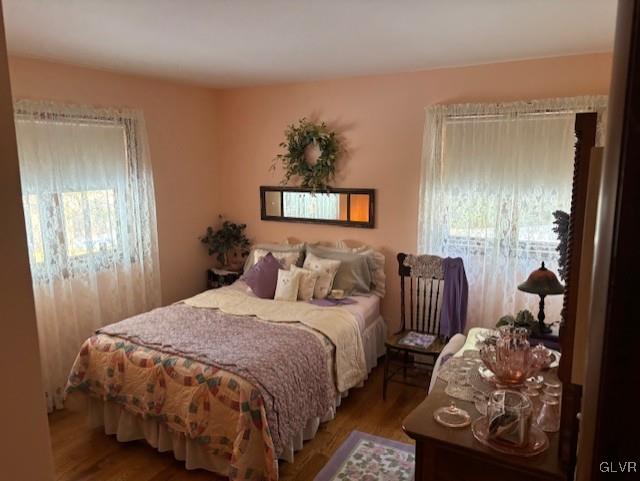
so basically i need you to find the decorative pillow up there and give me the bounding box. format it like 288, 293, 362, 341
254, 248, 300, 270
334, 241, 386, 298
274, 269, 302, 302
243, 252, 281, 299
243, 243, 305, 273
291, 265, 319, 301
365, 250, 386, 297
307, 245, 373, 295
303, 253, 341, 299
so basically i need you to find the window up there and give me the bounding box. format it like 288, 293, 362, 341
418, 97, 608, 329
16, 117, 131, 276
15, 103, 159, 283
22, 194, 45, 264
61, 189, 119, 257
14, 100, 161, 412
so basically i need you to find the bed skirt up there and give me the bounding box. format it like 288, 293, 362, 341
85, 315, 387, 474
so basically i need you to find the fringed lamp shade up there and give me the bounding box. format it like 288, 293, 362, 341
518, 262, 565, 333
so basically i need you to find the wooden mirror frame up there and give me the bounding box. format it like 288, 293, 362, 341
557, 112, 598, 473
259, 186, 376, 228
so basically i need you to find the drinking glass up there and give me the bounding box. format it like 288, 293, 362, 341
473, 390, 489, 415
543, 379, 562, 398
453, 367, 471, 391
524, 387, 542, 418
536, 394, 561, 432
445, 365, 473, 400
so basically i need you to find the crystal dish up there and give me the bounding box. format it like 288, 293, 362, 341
433, 403, 471, 428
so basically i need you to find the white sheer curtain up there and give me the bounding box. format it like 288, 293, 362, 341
15, 100, 161, 411
418, 96, 607, 330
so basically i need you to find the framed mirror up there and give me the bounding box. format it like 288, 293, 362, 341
260, 186, 375, 228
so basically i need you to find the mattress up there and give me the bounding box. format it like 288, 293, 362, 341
342, 294, 381, 333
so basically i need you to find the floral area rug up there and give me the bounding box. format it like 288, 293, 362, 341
314, 430, 415, 481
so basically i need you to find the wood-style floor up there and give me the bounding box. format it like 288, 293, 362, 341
48, 363, 425, 481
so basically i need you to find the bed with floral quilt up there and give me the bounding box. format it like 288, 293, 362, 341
66, 283, 385, 481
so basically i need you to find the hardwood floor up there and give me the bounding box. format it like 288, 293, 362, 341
48, 363, 425, 481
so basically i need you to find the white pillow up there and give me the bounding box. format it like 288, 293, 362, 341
303, 253, 341, 299
274, 269, 301, 302
243, 243, 305, 272
253, 248, 300, 271
291, 265, 319, 301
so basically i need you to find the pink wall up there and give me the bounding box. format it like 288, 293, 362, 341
8, 56, 221, 305
7, 53, 613, 329
215, 53, 612, 328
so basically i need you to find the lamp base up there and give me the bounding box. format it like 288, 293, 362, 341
539, 322, 553, 334
537, 294, 552, 335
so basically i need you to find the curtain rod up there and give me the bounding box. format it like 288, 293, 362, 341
443, 108, 601, 122
444, 113, 584, 124
14, 109, 133, 127
15, 106, 135, 124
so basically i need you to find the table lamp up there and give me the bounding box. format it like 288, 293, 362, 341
517, 262, 565, 334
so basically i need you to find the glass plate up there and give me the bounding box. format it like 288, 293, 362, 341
471, 416, 549, 457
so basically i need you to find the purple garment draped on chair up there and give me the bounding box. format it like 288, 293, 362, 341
440, 257, 469, 338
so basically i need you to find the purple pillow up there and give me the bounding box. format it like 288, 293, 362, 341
243, 252, 281, 299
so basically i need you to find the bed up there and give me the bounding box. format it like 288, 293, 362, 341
66, 281, 387, 481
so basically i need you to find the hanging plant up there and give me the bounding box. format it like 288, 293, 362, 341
271, 117, 341, 191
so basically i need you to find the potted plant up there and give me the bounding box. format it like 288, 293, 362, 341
200, 216, 251, 272
496, 309, 541, 337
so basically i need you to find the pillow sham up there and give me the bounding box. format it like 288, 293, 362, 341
303, 253, 341, 299
274, 268, 301, 302
243, 243, 305, 273
331, 241, 386, 298
243, 252, 281, 299
307, 245, 372, 295
291, 265, 319, 301
254, 248, 300, 271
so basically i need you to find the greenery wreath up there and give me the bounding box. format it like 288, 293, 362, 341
272, 117, 341, 191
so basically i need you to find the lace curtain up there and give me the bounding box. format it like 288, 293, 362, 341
15, 100, 161, 411
418, 96, 608, 330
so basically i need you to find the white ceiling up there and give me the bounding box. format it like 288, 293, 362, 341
2, 0, 617, 88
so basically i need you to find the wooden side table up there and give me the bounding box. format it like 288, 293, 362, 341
403, 377, 566, 481
207, 268, 241, 289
